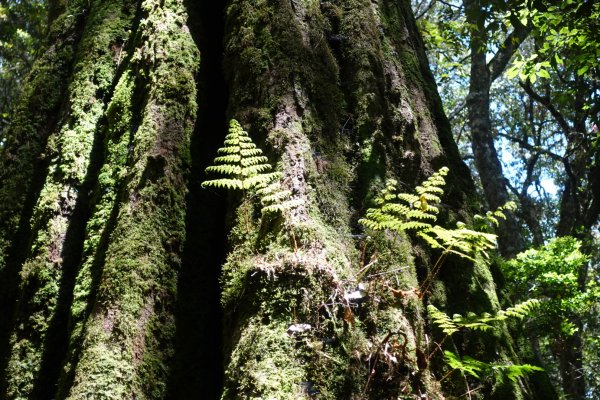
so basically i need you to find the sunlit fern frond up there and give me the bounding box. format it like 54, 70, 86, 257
256, 178, 303, 216
202, 119, 278, 191
359, 168, 448, 234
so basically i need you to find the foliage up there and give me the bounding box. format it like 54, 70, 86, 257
429, 301, 543, 383
444, 351, 543, 382
506, 1, 600, 83
503, 236, 595, 328
202, 119, 280, 190
359, 167, 545, 389
473, 201, 517, 232
202, 119, 302, 216
503, 236, 600, 397
359, 167, 497, 262
428, 299, 540, 335
0, 0, 46, 139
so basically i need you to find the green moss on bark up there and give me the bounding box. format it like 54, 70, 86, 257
220, 0, 539, 399
65, 0, 199, 398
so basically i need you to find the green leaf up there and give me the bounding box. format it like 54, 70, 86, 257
577, 65, 589, 76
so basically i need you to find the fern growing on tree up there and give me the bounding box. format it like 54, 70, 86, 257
359, 167, 497, 262
356, 169, 544, 391
428, 300, 544, 382
202, 119, 302, 216
202, 119, 280, 190
359, 167, 497, 297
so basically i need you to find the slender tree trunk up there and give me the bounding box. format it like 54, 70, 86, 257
0, 0, 555, 398
464, 0, 529, 258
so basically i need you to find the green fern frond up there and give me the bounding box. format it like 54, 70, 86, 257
217, 146, 241, 154
241, 164, 272, 176
397, 193, 421, 206
260, 190, 292, 205
428, 305, 460, 335
425, 226, 497, 261
261, 198, 304, 215
444, 351, 543, 381
429, 300, 539, 335
205, 165, 242, 175
201, 178, 243, 190
497, 299, 540, 320
214, 154, 241, 163
444, 351, 488, 378
240, 149, 265, 158
257, 179, 303, 215
474, 201, 518, 231
243, 172, 280, 189
493, 363, 544, 382
360, 168, 448, 235
202, 119, 278, 191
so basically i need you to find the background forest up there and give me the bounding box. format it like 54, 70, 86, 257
0, 0, 598, 399
414, 0, 600, 397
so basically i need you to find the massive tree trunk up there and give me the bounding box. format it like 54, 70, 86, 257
0, 0, 553, 399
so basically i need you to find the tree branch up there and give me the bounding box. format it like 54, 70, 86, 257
415, 0, 436, 20
487, 21, 531, 83
497, 131, 564, 163
519, 81, 572, 135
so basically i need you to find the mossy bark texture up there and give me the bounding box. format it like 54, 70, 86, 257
0, 0, 198, 398
0, 0, 552, 399
219, 0, 534, 399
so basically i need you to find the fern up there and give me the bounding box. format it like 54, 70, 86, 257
421, 225, 497, 262
444, 351, 489, 379
444, 351, 543, 381
202, 119, 302, 216
428, 304, 460, 335
359, 167, 448, 233
428, 299, 540, 334
434, 300, 543, 383
359, 167, 496, 261
474, 201, 517, 232
202, 119, 280, 190
256, 180, 304, 215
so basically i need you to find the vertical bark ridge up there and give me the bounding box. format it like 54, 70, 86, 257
56, 61, 142, 399
65, 0, 199, 397
0, 1, 88, 395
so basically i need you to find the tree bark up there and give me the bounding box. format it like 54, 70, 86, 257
0, 0, 554, 398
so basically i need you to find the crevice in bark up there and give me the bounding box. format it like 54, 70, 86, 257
0, 155, 51, 396
168, 1, 227, 398
31, 116, 104, 400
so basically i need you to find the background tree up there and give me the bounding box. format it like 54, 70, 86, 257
0, 0, 45, 143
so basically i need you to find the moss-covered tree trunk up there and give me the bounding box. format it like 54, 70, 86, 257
0, 0, 554, 398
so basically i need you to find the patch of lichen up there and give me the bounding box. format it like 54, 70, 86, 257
65, 0, 200, 398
